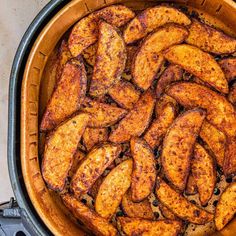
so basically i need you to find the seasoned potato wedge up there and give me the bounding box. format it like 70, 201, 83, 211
95, 159, 133, 219
186, 19, 236, 54
68, 5, 134, 56
124, 6, 191, 44
218, 57, 236, 82
90, 21, 126, 97
71, 143, 121, 198
159, 203, 179, 220
62, 194, 117, 236
166, 82, 236, 137
164, 44, 228, 93
215, 182, 236, 230
132, 24, 188, 90
40, 59, 87, 132
88, 177, 104, 199
42, 113, 89, 191
156, 179, 214, 224
109, 89, 156, 143
228, 82, 236, 106
82, 43, 97, 66
161, 108, 206, 191
185, 173, 197, 195
130, 137, 156, 201
118, 217, 183, 236
68, 149, 85, 178
125, 46, 138, 73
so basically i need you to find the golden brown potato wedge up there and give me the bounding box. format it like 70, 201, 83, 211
82, 43, 97, 66
215, 182, 236, 230
62, 193, 117, 236
40, 59, 87, 132
132, 24, 188, 90
161, 108, 206, 191
68, 5, 134, 56
166, 82, 236, 137
192, 143, 216, 206
88, 177, 104, 199
185, 173, 197, 195
71, 143, 121, 198
68, 149, 85, 179
125, 45, 138, 73
186, 19, 236, 54
124, 6, 191, 44
118, 217, 183, 236
228, 82, 236, 106
95, 159, 133, 219
130, 137, 156, 202
218, 57, 236, 82
155, 179, 214, 224
164, 44, 228, 93
42, 113, 89, 191
80, 97, 127, 128
159, 203, 179, 220
109, 89, 156, 143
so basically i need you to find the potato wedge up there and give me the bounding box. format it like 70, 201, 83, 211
218, 57, 236, 82
118, 217, 183, 236
88, 177, 104, 199
215, 182, 236, 230
109, 89, 156, 143
166, 82, 236, 137
228, 82, 236, 106
192, 143, 216, 206
125, 45, 138, 73
132, 24, 188, 90
185, 173, 197, 195
68, 149, 85, 178
40, 59, 87, 132
42, 113, 89, 191
95, 159, 133, 219
68, 5, 134, 56
130, 137, 156, 201
124, 6, 191, 44
164, 44, 228, 93
155, 179, 214, 224
186, 19, 236, 54
80, 97, 127, 128
62, 193, 117, 236
71, 143, 121, 198
159, 203, 179, 220
82, 43, 97, 66
161, 108, 206, 191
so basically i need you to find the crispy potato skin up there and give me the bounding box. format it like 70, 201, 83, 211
185, 173, 197, 195
40, 59, 87, 132
215, 182, 236, 230
219, 57, 236, 82
166, 82, 236, 137
161, 108, 206, 191
159, 203, 179, 220
68, 149, 85, 178
228, 82, 236, 106
124, 6, 191, 44
68, 5, 135, 57
62, 194, 117, 236
42, 113, 89, 191
130, 137, 156, 201
132, 24, 188, 90
164, 44, 228, 93
192, 143, 216, 206
82, 43, 97, 66
88, 177, 104, 199
125, 46, 138, 73
109, 89, 156, 143
71, 143, 121, 198
186, 19, 236, 54
156, 179, 214, 224
95, 159, 133, 219
118, 217, 183, 236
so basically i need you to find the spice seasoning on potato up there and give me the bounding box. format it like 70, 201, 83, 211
159, 203, 179, 221
218, 57, 236, 82
228, 82, 236, 106
185, 173, 198, 195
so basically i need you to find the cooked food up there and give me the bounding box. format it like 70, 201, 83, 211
95, 159, 133, 219
161, 108, 206, 191
124, 6, 191, 44
164, 44, 228, 93
156, 179, 214, 224
42, 113, 89, 191
88, 177, 104, 199
186, 19, 236, 54
109, 89, 156, 143
62, 193, 117, 236
132, 24, 188, 90
68, 149, 85, 178
71, 143, 121, 198
228, 82, 236, 106
185, 173, 197, 195
82, 43, 97, 66
218, 57, 236, 82
159, 203, 179, 220
125, 46, 138, 73
40, 59, 87, 132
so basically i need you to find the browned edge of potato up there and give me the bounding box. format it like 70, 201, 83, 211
218, 57, 236, 82
185, 173, 198, 195
159, 203, 179, 220
68, 149, 85, 179
228, 82, 236, 106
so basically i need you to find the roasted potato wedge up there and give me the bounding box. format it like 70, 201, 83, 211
82, 43, 97, 66
166, 82, 236, 137
68, 5, 134, 56
215, 182, 236, 230
156, 179, 214, 224
186, 19, 236, 54
125, 45, 138, 73
185, 173, 197, 195
218, 57, 236, 82
159, 203, 179, 220
164, 44, 228, 93
88, 177, 104, 199
95, 159, 133, 219
71, 143, 121, 198
42, 113, 89, 191
132, 24, 188, 90
228, 82, 236, 106
124, 6, 191, 44
62, 193, 117, 236
161, 108, 206, 191
68, 149, 85, 178
109, 89, 156, 143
